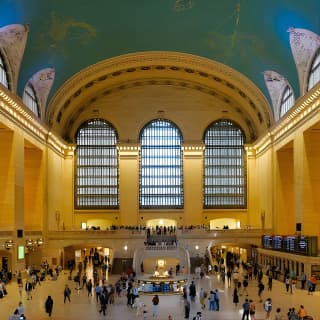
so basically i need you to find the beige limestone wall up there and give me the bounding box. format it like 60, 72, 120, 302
46, 148, 65, 230
24, 145, 44, 230
0, 129, 14, 228
118, 149, 139, 226
183, 152, 203, 225
302, 130, 320, 236
275, 142, 294, 234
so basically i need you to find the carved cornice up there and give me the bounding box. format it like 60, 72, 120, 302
252, 83, 320, 155
0, 85, 73, 157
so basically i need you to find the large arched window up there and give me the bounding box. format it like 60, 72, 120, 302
203, 120, 246, 208
0, 53, 8, 88
22, 83, 40, 117
75, 119, 119, 209
139, 119, 183, 209
307, 49, 320, 91
279, 85, 295, 117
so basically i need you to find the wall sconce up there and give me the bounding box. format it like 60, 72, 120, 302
26, 239, 35, 249
124, 245, 128, 251
37, 238, 44, 246
5, 240, 14, 249
195, 245, 199, 250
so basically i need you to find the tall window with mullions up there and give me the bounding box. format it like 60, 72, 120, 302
203, 119, 246, 208
75, 119, 119, 209
307, 49, 320, 91
139, 119, 183, 209
0, 53, 9, 88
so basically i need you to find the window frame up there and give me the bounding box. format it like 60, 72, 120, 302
0, 53, 9, 88
139, 119, 184, 209
22, 83, 40, 117
74, 118, 119, 210
307, 49, 320, 92
203, 119, 247, 209
279, 85, 295, 118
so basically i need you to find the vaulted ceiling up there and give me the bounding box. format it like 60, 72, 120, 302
2, 0, 319, 107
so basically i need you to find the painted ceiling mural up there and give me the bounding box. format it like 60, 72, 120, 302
0, 0, 319, 104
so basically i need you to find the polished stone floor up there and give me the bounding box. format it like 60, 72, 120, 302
1, 268, 319, 320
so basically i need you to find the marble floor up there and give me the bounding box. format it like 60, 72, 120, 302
1, 269, 319, 320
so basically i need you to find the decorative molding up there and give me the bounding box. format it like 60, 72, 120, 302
47, 52, 272, 138
0, 86, 73, 158
252, 84, 320, 155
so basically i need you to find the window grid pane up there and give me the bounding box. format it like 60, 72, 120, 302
203, 120, 246, 208
0, 54, 8, 88
307, 50, 320, 91
139, 119, 183, 209
75, 119, 119, 209
279, 86, 295, 117
22, 84, 40, 117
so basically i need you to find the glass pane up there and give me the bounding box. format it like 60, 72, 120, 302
307, 50, 320, 91
22, 84, 40, 117
279, 86, 295, 117
139, 119, 183, 209
0, 54, 8, 88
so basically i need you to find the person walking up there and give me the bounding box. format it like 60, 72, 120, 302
274, 307, 286, 320
209, 290, 216, 311
152, 294, 160, 319
249, 299, 256, 320
64, 284, 71, 303
297, 305, 307, 320
18, 279, 23, 299
184, 298, 190, 319
258, 280, 265, 302
242, 298, 250, 320
189, 281, 196, 302
264, 297, 272, 320
99, 291, 108, 316
45, 295, 54, 317
86, 279, 93, 296
95, 282, 102, 303
233, 287, 239, 307
300, 272, 307, 290
199, 288, 206, 309
25, 280, 33, 300
242, 278, 249, 296
214, 289, 220, 311
17, 301, 25, 318
268, 273, 273, 291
